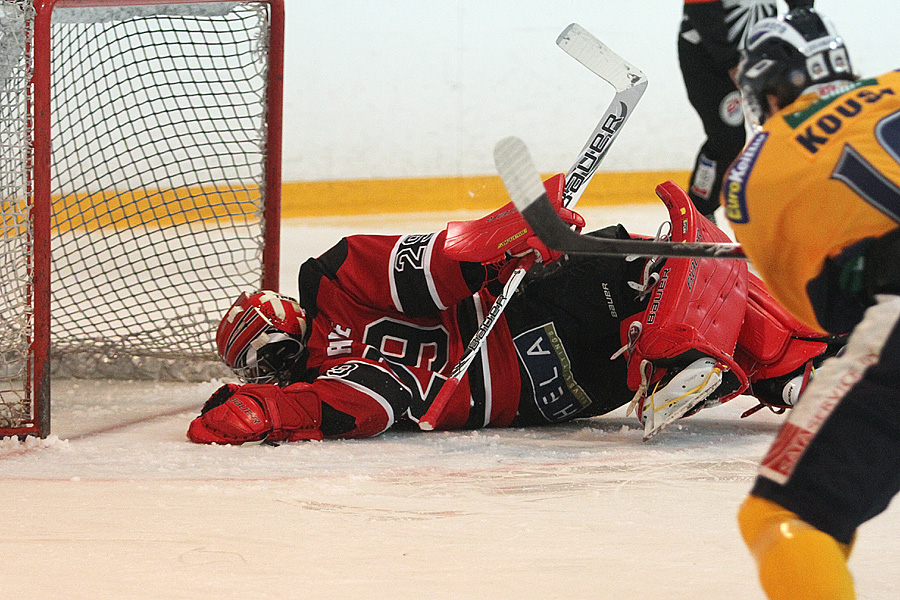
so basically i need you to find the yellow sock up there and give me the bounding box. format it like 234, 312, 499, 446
737, 495, 855, 600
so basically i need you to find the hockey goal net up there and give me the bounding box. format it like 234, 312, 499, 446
0, 0, 283, 437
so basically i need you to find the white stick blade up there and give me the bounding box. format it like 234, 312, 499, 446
556, 23, 647, 91
493, 137, 546, 211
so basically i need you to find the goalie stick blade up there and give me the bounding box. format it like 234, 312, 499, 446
556, 23, 647, 92
494, 137, 748, 260
556, 23, 648, 208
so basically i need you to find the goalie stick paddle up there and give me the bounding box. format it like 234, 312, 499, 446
556, 23, 648, 209
494, 137, 748, 260
419, 25, 647, 431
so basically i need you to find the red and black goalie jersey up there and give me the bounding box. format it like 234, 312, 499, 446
292, 226, 648, 438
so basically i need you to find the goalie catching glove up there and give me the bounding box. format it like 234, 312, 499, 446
443, 173, 584, 268
187, 383, 323, 445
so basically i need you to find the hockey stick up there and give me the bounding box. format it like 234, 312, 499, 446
417, 253, 536, 431
495, 137, 748, 260
556, 23, 648, 209
418, 25, 647, 431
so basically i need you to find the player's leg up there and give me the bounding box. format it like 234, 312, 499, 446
736, 273, 847, 415
738, 294, 900, 599
678, 36, 745, 220
738, 495, 855, 600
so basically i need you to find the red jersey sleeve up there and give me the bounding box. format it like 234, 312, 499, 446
300, 230, 487, 317
282, 357, 413, 439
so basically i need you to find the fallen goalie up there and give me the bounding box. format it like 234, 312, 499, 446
188, 175, 844, 445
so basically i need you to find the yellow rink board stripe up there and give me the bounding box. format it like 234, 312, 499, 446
48, 185, 263, 232
41, 170, 690, 231
281, 170, 691, 218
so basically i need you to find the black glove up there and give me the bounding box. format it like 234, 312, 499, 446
865, 228, 900, 298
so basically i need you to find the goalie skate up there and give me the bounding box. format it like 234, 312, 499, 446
637, 357, 724, 440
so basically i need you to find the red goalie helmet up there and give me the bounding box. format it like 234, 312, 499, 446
216, 290, 308, 385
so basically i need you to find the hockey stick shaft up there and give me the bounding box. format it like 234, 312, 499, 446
418, 254, 534, 431
495, 136, 748, 260
418, 26, 647, 431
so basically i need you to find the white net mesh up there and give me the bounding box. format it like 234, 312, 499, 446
0, 1, 277, 432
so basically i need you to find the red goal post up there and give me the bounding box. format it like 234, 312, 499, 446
0, 0, 284, 438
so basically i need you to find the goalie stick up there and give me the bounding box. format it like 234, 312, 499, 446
418, 25, 647, 430
417, 252, 536, 431
494, 136, 748, 260
556, 23, 648, 209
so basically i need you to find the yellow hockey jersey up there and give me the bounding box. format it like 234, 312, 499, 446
725, 70, 900, 332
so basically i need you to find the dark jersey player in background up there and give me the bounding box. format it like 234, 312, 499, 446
679, 0, 813, 221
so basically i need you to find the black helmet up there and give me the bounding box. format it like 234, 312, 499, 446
738, 8, 854, 125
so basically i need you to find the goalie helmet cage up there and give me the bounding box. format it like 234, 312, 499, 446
0, 0, 285, 438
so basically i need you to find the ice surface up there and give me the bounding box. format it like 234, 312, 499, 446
1, 205, 897, 600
